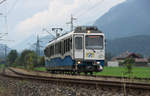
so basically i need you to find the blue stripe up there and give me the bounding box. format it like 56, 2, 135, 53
45, 56, 74, 67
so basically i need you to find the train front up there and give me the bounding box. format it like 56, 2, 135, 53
74, 26, 105, 73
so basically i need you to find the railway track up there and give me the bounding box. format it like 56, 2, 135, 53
1, 68, 150, 90
9, 67, 150, 83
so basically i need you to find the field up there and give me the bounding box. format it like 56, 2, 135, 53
95, 67, 150, 78
0, 64, 4, 69
34, 67, 46, 72
34, 66, 150, 78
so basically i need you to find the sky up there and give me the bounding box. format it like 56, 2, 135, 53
0, 0, 126, 49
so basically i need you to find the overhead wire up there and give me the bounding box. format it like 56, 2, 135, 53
0, 0, 6, 5
6, 0, 19, 15
76, 0, 105, 20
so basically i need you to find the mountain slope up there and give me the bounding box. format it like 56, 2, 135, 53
14, 34, 53, 52
107, 35, 150, 56
94, 0, 150, 39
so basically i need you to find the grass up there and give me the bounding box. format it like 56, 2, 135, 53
95, 67, 150, 78
34, 67, 46, 72
0, 64, 5, 70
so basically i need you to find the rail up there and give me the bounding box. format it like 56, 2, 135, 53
0, 68, 150, 90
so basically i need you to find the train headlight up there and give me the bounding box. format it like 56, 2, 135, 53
97, 61, 100, 64
87, 30, 91, 34
77, 61, 81, 64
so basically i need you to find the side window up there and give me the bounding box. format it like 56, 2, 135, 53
59, 42, 61, 54
61, 41, 64, 55
75, 37, 82, 49
64, 40, 66, 53
44, 48, 48, 57
70, 38, 72, 49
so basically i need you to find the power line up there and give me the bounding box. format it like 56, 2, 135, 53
76, 0, 104, 21
0, 0, 6, 5
7, 0, 19, 15
42, 28, 56, 39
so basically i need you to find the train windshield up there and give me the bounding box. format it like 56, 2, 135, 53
75, 37, 83, 49
85, 35, 103, 49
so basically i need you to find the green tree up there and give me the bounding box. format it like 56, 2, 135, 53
20, 50, 37, 69
25, 52, 37, 70
123, 58, 135, 77
38, 56, 45, 67
7, 50, 18, 66
148, 57, 150, 63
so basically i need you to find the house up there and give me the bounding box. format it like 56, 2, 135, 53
111, 51, 148, 67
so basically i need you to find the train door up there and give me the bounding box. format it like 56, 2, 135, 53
74, 35, 84, 59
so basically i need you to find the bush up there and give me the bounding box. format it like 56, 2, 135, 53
123, 58, 135, 77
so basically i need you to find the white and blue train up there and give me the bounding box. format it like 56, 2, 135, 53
44, 26, 105, 74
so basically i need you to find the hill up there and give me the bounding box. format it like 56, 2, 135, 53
107, 35, 150, 57
94, 0, 150, 39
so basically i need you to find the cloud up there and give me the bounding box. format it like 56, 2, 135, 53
12, 0, 126, 47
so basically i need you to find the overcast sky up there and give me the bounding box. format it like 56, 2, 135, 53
0, 0, 126, 48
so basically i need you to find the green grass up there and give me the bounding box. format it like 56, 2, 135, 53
34, 67, 46, 72
0, 64, 5, 69
16, 66, 25, 69
95, 67, 150, 78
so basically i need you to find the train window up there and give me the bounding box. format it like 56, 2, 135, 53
50, 46, 52, 56
75, 37, 82, 49
48, 47, 50, 57
67, 39, 69, 52
66, 39, 68, 52
86, 35, 103, 49
59, 42, 61, 54
61, 41, 64, 55
70, 38, 72, 49
44, 48, 48, 57
55, 43, 59, 55
63, 40, 66, 54
50, 45, 54, 56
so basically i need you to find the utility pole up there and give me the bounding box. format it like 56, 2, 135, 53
52, 28, 63, 38
35, 35, 42, 56
67, 14, 77, 32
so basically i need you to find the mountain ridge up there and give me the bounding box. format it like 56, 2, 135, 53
94, 0, 150, 39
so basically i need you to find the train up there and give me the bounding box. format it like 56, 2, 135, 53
44, 26, 105, 75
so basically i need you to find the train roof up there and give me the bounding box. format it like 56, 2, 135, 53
46, 26, 104, 47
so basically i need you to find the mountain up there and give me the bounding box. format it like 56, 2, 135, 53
107, 35, 150, 57
94, 0, 150, 39
14, 34, 53, 52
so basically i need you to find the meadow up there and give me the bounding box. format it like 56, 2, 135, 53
94, 67, 150, 78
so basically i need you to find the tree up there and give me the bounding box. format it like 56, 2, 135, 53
19, 50, 37, 69
7, 50, 18, 66
25, 52, 37, 70
123, 58, 135, 77
38, 56, 45, 67
148, 57, 150, 63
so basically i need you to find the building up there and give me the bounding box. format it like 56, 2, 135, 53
111, 51, 148, 67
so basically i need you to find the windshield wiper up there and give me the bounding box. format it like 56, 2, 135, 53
92, 48, 96, 53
